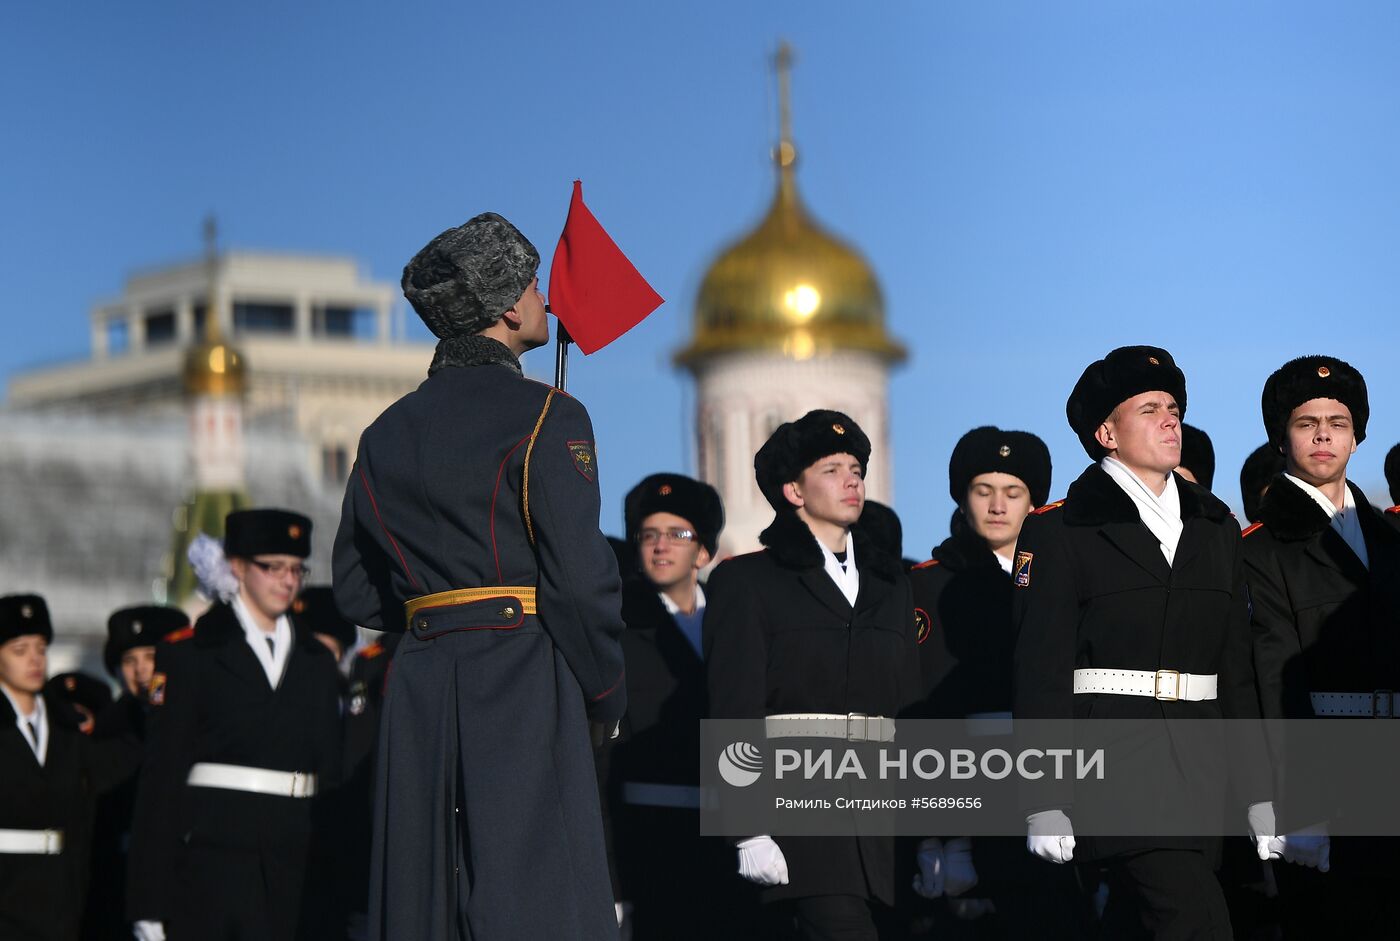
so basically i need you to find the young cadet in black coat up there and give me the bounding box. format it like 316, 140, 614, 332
907, 427, 1088, 937
1012, 346, 1276, 940
706, 410, 921, 941
127, 510, 342, 941
1242, 356, 1400, 935
0, 595, 136, 941
603, 473, 735, 938
333, 213, 625, 941
82, 606, 189, 941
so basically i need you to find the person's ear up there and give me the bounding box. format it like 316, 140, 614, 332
1094, 421, 1115, 452
782, 481, 804, 509
694, 546, 712, 571
500, 306, 524, 330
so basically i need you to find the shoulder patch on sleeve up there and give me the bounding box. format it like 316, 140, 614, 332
1241, 522, 1264, 538
1032, 499, 1065, 516
1013, 550, 1034, 587
567, 440, 596, 481
911, 558, 942, 571
148, 672, 168, 705
164, 626, 195, 644
914, 607, 931, 644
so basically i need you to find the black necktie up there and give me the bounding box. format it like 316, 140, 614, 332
24, 720, 38, 753
266, 637, 276, 657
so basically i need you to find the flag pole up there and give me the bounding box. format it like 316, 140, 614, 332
552, 313, 572, 391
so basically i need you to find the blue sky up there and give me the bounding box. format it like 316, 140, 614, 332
3, 2, 1399, 553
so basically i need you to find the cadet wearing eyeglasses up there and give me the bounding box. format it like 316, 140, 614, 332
127, 508, 342, 941
602, 473, 746, 938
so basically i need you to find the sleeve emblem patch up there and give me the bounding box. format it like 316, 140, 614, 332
914, 608, 931, 645
568, 440, 596, 482
1014, 551, 1034, 588
148, 672, 168, 706
348, 680, 368, 717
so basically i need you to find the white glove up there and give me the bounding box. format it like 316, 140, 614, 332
1275, 822, 1330, 872
911, 837, 944, 898
1247, 801, 1281, 861
1026, 810, 1075, 864
737, 835, 790, 886
133, 922, 166, 941
615, 901, 633, 941
943, 836, 979, 896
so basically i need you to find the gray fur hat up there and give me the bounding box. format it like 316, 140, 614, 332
401, 212, 541, 339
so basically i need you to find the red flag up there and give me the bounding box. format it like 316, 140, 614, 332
549, 181, 664, 355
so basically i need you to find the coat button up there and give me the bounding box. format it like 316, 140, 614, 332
418, 619, 428, 629
500, 606, 516, 619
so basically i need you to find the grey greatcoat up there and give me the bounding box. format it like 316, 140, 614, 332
333, 339, 626, 941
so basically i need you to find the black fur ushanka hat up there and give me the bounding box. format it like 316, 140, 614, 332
1261, 355, 1368, 447
755, 410, 871, 511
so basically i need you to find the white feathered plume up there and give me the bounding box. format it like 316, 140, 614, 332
188, 533, 239, 603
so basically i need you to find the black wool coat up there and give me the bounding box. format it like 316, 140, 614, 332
705, 509, 921, 905
1244, 475, 1400, 717
908, 519, 1015, 719
1011, 464, 1270, 860
610, 577, 706, 793
601, 578, 755, 938
125, 603, 343, 929
84, 693, 150, 940
1, 693, 136, 941
332, 343, 624, 940
330, 632, 399, 919
1243, 476, 1400, 837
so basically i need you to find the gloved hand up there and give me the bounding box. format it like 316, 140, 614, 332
132, 922, 166, 941
736, 835, 790, 886
1026, 810, 1075, 864
589, 720, 621, 748
615, 900, 633, 941
943, 836, 979, 896
1275, 822, 1330, 872
911, 837, 944, 898
1247, 801, 1281, 861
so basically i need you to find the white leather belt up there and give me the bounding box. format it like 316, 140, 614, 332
764, 713, 896, 743
965, 711, 1013, 737
1073, 669, 1218, 702
0, 828, 63, 855
187, 762, 318, 798
622, 782, 701, 809
1311, 691, 1400, 717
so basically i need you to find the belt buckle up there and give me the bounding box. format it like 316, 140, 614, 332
846, 712, 869, 742
1154, 669, 1181, 702
1373, 690, 1394, 718
43, 830, 60, 854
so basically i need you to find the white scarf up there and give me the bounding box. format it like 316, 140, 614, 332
1101, 457, 1183, 565
1283, 474, 1369, 570
232, 594, 292, 689
3, 685, 47, 766
818, 535, 861, 607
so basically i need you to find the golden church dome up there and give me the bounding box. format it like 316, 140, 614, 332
183, 220, 247, 397
678, 43, 903, 369
676, 159, 906, 367
183, 337, 246, 396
